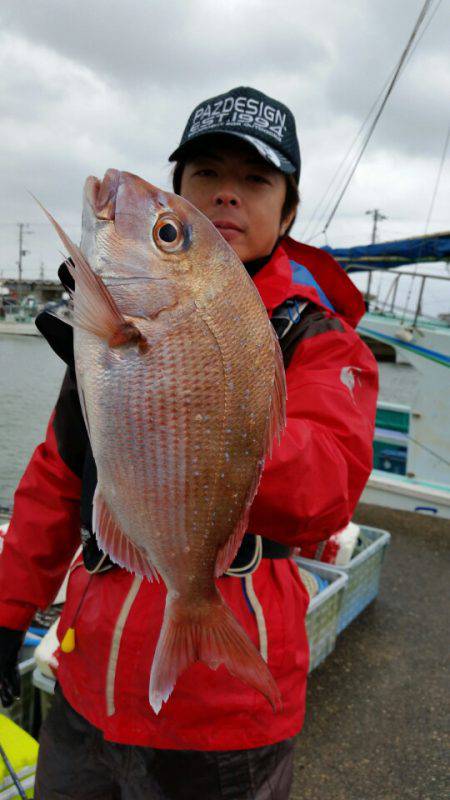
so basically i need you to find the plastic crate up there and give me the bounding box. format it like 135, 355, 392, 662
0, 715, 38, 800
310, 525, 391, 633
295, 557, 348, 672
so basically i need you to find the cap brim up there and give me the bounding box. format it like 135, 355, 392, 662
168, 130, 296, 176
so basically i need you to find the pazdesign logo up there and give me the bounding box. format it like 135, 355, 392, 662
188, 95, 287, 142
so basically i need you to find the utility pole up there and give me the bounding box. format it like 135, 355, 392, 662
364, 209, 387, 304
17, 223, 32, 303
39, 262, 45, 280
366, 208, 387, 244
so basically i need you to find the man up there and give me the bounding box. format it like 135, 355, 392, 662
0, 87, 378, 799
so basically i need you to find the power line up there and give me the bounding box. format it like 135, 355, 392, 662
321, 0, 435, 237
304, 0, 438, 242
303, 0, 441, 243
301, 70, 397, 242
401, 120, 449, 320
424, 123, 450, 235
402, 0, 445, 71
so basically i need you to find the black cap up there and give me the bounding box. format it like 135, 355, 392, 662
169, 86, 301, 183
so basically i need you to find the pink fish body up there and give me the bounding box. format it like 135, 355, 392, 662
42, 169, 286, 714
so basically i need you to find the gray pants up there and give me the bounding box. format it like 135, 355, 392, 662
34, 685, 295, 799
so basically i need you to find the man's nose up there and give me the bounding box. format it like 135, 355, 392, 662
212, 186, 241, 207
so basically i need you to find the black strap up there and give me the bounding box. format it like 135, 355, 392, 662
229, 534, 291, 570
271, 297, 306, 340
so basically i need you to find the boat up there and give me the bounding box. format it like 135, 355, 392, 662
325, 233, 450, 517
0, 294, 42, 337
0, 294, 70, 337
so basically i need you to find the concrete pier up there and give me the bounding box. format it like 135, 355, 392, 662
291, 503, 448, 800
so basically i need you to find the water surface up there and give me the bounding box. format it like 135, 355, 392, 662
0, 335, 64, 507
0, 334, 418, 509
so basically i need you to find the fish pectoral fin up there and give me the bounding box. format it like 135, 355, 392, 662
34, 198, 147, 350
93, 487, 158, 582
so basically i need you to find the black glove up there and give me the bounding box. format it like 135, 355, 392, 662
0, 627, 25, 707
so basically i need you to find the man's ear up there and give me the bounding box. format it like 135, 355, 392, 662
279, 208, 297, 237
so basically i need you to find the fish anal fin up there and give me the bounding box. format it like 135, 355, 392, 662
93, 487, 158, 582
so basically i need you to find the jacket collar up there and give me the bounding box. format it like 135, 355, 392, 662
252, 237, 366, 328
252, 246, 294, 315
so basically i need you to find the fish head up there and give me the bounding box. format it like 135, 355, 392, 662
81, 169, 248, 319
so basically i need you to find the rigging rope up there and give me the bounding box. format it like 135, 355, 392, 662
424, 124, 450, 236
300, 73, 394, 241
402, 121, 449, 322
406, 435, 450, 469
304, 0, 441, 244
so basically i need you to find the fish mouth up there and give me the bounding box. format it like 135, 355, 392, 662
84, 169, 120, 221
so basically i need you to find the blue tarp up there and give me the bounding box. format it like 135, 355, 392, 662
323, 231, 450, 273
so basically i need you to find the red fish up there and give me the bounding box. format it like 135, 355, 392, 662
40, 169, 286, 714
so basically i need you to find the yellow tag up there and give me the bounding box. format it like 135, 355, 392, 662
61, 627, 76, 653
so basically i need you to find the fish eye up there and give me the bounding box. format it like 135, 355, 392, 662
153, 215, 185, 252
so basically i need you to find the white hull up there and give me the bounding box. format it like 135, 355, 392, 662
362, 470, 450, 519
359, 310, 450, 500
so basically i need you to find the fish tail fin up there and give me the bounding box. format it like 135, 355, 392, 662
149, 591, 282, 715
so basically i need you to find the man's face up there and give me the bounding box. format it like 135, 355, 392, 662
179, 138, 294, 262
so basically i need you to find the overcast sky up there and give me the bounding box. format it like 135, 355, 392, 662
0, 0, 449, 293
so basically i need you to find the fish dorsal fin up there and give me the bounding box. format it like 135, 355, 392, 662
93, 487, 158, 582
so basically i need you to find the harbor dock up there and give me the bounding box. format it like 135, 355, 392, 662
291, 502, 448, 800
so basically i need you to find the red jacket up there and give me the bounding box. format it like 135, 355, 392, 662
0, 240, 378, 750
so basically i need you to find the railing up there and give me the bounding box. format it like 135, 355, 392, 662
363, 268, 450, 327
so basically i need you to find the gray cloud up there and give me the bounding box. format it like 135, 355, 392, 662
0, 0, 448, 280
0, 0, 325, 90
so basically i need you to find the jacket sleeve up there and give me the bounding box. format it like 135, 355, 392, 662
0, 368, 87, 630
247, 313, 378, 549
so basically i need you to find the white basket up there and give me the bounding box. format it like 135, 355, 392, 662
304, 525, 391, 633
295, 557, 348, 672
